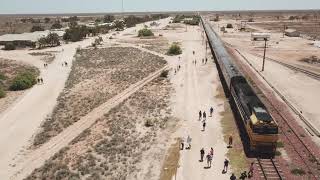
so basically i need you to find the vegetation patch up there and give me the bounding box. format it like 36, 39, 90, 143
167, 42, 182, 55
9, 71, 37, 91
138, 28, 154, 37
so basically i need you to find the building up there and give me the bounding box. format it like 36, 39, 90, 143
0, 30, 65, 48
285, 29, 300, 37
251, 33, 271, 41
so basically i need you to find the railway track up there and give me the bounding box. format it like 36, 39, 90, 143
232, 48, 320, 179
257, 158, 284, 180
223, 41, 320, 81
252, 53, 320, 81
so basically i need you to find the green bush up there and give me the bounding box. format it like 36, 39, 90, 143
167, 43, 182, 55
10, 71, 37, 91
138, 28, 154, 37
0, 87, 5, 98
4, 43, 16, 50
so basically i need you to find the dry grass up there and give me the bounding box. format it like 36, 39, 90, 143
215, 85, 249, 176
159, 138, 180, 180
26, 75, 175, 179
33, 47, 167, 147
119, 36, 169, 55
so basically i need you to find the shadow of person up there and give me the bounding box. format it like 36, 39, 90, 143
222, 170, 227, 174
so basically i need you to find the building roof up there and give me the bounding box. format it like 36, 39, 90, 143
0, 30, 65, 42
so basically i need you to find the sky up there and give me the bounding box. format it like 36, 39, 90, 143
0, 0, 320, 14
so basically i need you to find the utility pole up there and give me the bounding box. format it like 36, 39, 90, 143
121, 0, 124, 19
262, 38, 267, 72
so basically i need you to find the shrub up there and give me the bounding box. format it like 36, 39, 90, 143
248, 18, 254, 22
138, 28, 154, 37
291, 168, 306, 175
0, 87, 5, 98
63, 25, 88, 42
9, 71, 37, 91
3, 43, 16, 50
167, 43, 182, 55
160, 70, 169, 78
30, 25, 45, 32
51, 22, 63, 29
226, 23, 233, 28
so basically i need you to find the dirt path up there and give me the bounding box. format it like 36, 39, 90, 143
170, 26, 231, 180
9, 65, 168, 180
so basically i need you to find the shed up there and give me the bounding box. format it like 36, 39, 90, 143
0, 30, 65, 48
285, 29, 300, 37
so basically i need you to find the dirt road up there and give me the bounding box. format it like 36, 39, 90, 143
170, 26, 231, 180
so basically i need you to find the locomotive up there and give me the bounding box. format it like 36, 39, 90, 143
201, 18, 278, 152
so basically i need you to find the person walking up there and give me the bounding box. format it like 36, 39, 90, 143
40, 78, 43, 84
210, 107, 214, 117
228, 135, 233, 148
193, 51, 195, 55
203, 111, 206, 120
230, 173, 237, 180
202, 58, 204, 64
239, 171, 248, 180
200, 148, 205, 162
223, 159, 229, 173
37, 78, 40, 84
202, 121, 206, 131
206, 153, 212, 168
205, 58, 208, 64
180, 139, 184, 150
199, 110, 202, 120
187, 135, 192, 149
210, 147, 214, 157
248, 162, 254, 177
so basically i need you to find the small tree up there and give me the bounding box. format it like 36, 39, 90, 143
3, 43, 16, 50
114, 20, 125, 31
138, 28, 154, 37
103, 15, 115, 23
44, 17, 51, 23
167, 43, 182, 55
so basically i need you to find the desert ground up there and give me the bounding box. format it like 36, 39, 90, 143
0, 15, 239, 180
2, 11, 319, 180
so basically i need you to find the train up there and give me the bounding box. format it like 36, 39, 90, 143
201, 17, 278, 153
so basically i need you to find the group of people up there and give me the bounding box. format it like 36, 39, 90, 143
37, 77, 44, 84
174, 64, 181, 74
230, 162, 254, 180
202, 58, 208, 64
43, 63, 49, 68
199, 107, 214, 131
